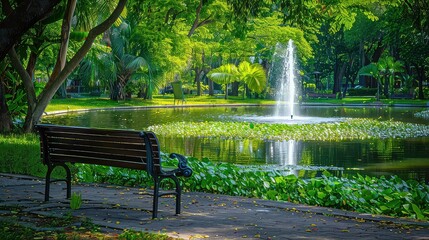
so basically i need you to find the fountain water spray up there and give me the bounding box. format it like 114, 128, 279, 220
273, 39, 298, 119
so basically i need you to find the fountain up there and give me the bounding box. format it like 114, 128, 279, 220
272, 39, 298, 119
234, 39, 341, 125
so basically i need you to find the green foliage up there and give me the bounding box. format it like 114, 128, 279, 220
303, 82, 316, 93
415, 110, 429, 120
70, 192, 82, 210
147, 119, 429, 141
3, 71, 27, 123
348, 88, 378, 96
72, 157, 429, 221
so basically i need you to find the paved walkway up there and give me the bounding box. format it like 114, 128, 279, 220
1, 173, 429, 239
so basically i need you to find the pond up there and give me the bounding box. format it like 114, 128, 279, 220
42, 105, 429, 182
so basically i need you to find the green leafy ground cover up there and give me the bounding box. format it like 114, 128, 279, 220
73, 157, 429, 221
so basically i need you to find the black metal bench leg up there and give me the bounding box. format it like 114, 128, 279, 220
44, 167, 53, 202
172, 176, 181, 215
63, 163, 72, 199
152, 178, 160, 219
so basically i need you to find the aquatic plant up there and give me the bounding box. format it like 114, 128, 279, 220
147, 118, 429, 141
415, 110, 429, 120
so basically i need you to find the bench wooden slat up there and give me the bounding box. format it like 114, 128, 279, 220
48, 154, 149, 170
47, 138, 145, 152
44, 131, 142, 142
48, 143, 147, 157
48, 149, 150, 164
39, 124, 141, 136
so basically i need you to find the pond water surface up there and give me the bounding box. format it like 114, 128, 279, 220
42, 105, 429, 182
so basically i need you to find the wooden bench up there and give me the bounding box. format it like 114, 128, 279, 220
35, 124, 192, 219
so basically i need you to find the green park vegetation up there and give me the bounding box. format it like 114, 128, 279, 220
1, 0, 429, 238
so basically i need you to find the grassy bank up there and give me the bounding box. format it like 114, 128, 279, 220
45, 95, 277, 112
45, 94, 428, 113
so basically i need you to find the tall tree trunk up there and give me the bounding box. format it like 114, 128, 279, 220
383, 75, 389, 98
25, 0, 127, 133
208, 79, 214, 96
8, 48, 37, 132
0, 76, 13, 133
231, 82, 239, 96
195, 69, 202, 96
416, 65, 425, 99
371, 38, 385, 63
333, 61, 346, 94
47, 0, 77, 98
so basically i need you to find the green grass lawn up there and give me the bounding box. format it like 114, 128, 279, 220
46, 94, 428, 112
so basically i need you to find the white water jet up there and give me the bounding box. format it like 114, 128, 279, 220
272, 39, 298, 119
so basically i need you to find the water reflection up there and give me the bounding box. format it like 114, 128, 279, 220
157, 135, 429, 182
266, 140, 299, 176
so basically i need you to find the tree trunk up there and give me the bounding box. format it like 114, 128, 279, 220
24, 0, 127, 133
47, 0, 77, 88
383, 75, 389, 98
333, 61, 346, 94
195, 68, 202, 96
0, 77, 13, 133
208, 79, 214, 96
370, 38, 385, 63
112, 79, 126, 101
416, 65, 425, 99
8, 48, 37, 132
231, 82, 239, 96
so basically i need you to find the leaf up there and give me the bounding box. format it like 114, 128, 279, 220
411, 204, 425, 220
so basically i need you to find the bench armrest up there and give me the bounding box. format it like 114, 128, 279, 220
169, 153, 193, 177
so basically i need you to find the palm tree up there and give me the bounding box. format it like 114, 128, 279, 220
208, 61, 267, 99
238, 61, 267, 97
358, 56, 404, 99
377, 56, 404, 98
207, 64, 238, 99
109, 23, 148, 100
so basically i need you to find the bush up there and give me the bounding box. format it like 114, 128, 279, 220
72, 156, 429, 221
348, 88, 377, 96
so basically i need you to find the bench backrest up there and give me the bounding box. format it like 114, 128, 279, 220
36, 124, 162, 176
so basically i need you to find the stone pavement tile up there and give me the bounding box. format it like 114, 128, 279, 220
1, 173, 429, 239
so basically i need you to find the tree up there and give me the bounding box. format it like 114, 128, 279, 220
208, 61, 266, 99
207, 63, 237, 99
358, 55, 404, 99
2, 0, 127, 133
106, 23, 148, 100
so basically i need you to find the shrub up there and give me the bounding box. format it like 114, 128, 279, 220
348, 88, 377, 96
